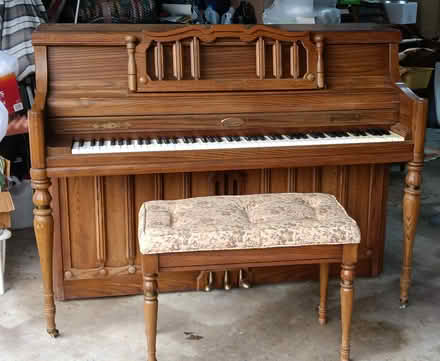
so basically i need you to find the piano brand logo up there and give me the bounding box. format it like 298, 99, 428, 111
92, 121, 132, 129
221, 117, 245, 128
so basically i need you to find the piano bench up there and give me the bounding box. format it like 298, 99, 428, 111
138, 193, 360, 361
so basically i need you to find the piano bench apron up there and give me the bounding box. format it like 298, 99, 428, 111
139, 193, 360, 361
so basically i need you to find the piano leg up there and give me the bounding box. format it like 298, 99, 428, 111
400, 161, 423, 309
32, 175, 59, 337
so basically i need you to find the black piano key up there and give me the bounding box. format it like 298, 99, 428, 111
201, 137, 208, 143
310, 133, 320, 139
233, 136, 241, 141
183, 137, 189, 144
138, 138, 145, 145
190, 137, 196, 143
127, 139, 132, 145
98, 139, 104, 146
163, 137, 170, 144
118, 139, 124, 146
226, 136, 233, 142
207, 136, 215, 143
215, 136, 223, 142
244, 136, 253, 141
258, 135, 266, 141
145, 138, 151, 145
157, 137, 163, 144
79, 139, 84, 147
91, 139, 96, 147
268, 135, 277, 140
274, 134, 283, 140
171, 137, 177, 144
111, 139, 116, 146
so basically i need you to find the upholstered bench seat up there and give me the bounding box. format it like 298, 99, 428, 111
138, 193, 360, 255
139, 192, 360, 361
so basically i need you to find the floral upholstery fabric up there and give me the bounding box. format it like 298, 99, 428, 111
138, 193, 360, 255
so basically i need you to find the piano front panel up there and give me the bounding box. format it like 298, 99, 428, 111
52, 164, 388, 300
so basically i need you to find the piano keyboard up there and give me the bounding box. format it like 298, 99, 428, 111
72, 129, 405, 155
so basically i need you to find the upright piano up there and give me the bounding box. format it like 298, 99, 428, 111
30, 24, 426, 336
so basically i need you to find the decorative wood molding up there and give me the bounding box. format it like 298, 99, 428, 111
260, 169, 271, 193
125, 36, 138, 92
125, 176, 136, 271
287, 168, 296, 192
94, 177, 106, 266
131, 26, 325, 93
64, 265, 141, 280
183, 173, 192, 199
154, 174, 164, 200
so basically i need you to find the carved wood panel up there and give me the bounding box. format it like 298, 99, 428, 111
128, 25, 324, 93
53, 164, 389, 300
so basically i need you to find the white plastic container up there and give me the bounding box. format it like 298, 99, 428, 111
385, 2, 418, 24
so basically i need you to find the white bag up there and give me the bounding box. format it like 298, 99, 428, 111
0, 51, 19, 79
0, 102, 7, 142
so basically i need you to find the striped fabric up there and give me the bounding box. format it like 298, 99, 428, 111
0, 0, 47, 81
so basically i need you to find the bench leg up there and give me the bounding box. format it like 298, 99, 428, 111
319, 263, 329, 325
340, 245, 358, 361
144, 273, 158, 361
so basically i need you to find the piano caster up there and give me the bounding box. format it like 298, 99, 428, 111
239, 269, 251, 289
47, 328, 60, 338
204, 272, 214, 292
400, 300, 409, 310
224, 270, 232, 291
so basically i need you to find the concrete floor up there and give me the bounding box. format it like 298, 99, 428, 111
1, 160, 439, 361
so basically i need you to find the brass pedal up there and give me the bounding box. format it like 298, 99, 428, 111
224, 270, 232, 291
239, 269, 251, 289
204, 272, 214, 292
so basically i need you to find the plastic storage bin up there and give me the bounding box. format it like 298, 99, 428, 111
384, 2, 418, 24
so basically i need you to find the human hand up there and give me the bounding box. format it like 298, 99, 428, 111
6, 114, 28, 135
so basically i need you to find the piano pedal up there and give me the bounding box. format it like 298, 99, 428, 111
239, 269, 251, 289
204, 272, 215, 292
224, 270, 232, 291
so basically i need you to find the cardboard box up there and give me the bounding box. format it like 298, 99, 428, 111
0, 157, 14, 229
0, 192, 14, 228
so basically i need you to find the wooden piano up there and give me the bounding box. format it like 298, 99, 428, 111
30, 24, 426, 336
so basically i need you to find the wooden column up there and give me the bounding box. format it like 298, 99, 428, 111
400, 85, 428, 308
30, 45, 59, 337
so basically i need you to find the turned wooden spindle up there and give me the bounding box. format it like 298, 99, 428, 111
126, 35, 138, 92
144, 273, 159, 361
314, 35, 325, 88
340, 245, 357, 361
401, 161, 423, 308
319, 263, 329, 325
398, 83, 427, 309
32, 173, 59, 337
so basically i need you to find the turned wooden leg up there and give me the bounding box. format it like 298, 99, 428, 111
401, 162, 423, 309
144, 273, 158, 361
340, 245, 358, 361
319, 263, 329, 325
32, 175, 59, 337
